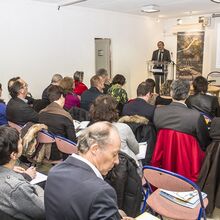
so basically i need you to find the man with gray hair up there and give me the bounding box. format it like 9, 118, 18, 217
153, 79, 210, 150
45, 121, 134, 220
42, 74, 63, 104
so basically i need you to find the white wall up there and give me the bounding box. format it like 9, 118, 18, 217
0, 0, 163, 101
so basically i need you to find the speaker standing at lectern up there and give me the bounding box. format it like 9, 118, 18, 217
152, 41, 171, 94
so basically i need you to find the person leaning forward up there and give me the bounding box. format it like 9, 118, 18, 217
45, 121, 134, 220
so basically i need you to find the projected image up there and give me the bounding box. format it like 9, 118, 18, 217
176, 31, 205, 80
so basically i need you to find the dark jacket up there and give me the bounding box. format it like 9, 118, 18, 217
153, 101, 211, 151
122, 98, 155, 121
6, 97, 39, 126
105, 152, 142, 218
80, 87, 103, 111
152, 49, 171, 62
197, 117, 220, 215
45, 156, 120, 220
186, 93, 220, 118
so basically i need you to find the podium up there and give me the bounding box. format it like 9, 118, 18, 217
147, 60, 175, 80
147, 60, 175, 94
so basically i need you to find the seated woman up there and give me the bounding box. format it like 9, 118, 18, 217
73, 71, 88, 96
0, 126, 45, 220
60, 76, 80, 110
0, 83, 8, 125
186, 76, 220, 118
107, 74, 128, 115
39, 85, 77, 160
89, 95, 139, 167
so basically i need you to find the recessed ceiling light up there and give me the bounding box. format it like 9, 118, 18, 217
141, 4, 160, 13
211, 0, 220, 3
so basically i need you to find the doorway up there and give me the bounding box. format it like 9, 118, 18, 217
95, 38, 111, 78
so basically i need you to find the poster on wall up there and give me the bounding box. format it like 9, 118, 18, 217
176, 31, 205, 80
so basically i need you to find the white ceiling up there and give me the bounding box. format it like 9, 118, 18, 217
33, 0, 220, 18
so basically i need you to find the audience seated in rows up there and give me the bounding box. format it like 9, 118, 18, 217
122, 81, 155, 121
45, 122, 134, 220
186, 75, 220, 118
39, 85, 76, 160
198, 117, 220, 216
73, 71, 88, 96
151, 79, 211, 181
80, 75, 104, 111
60, 76, 80, 110
96, 68, 111, 94
108, 74, 128, 115
41, 74, 63, 105
0, 83, 7, 125
0, 126, 44, 220
6, 79, 39, 126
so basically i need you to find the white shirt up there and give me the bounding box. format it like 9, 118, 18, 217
71, 153, 103, 180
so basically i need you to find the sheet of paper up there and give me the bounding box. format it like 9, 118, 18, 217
30, 172, 47, 185
136, 142, 147, 160
135, 212, 159, 220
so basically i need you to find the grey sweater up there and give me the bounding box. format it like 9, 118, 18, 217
0, 166, 45, 220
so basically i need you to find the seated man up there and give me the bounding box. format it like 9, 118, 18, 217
122, 82, 155, 121
152, 79, 211, 181
45, 121, 133, 220
42, 74, 63, 105
6, 79, 39, 125
153, 79, 210, 151
80, 75, 104, 111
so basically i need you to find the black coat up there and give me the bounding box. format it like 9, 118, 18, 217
151, 49, 171, 62
105, 152, 142, 218
80, 87, 103, 111
197, 117, 220, 215
122, 98, 155, 122
186, 93, 220, 118
6, 97, 39, 126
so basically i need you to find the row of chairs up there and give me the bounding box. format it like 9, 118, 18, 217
8, 121, 78, 155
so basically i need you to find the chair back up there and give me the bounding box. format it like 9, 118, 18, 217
69, 106, 90, 121
151, 129, 205, 182
8, 121, 22, 133
37, 130, 55, 144
143, 166, 196, 192
55, 136, 78, 154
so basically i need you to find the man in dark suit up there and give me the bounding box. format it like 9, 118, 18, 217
6, 79, 39, 126
153, 79, 210, 150
80, 75, 104, 111
122, 81, 155, 121
152, 41, 171, 94
45, 121, 133, 220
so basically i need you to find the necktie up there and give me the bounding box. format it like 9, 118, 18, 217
158, 52, 162, 62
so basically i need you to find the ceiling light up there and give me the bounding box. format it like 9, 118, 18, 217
210, 0, 220, 3
141, 5, 160, 13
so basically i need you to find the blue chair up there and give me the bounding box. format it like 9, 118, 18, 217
142, 166, 208, 220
